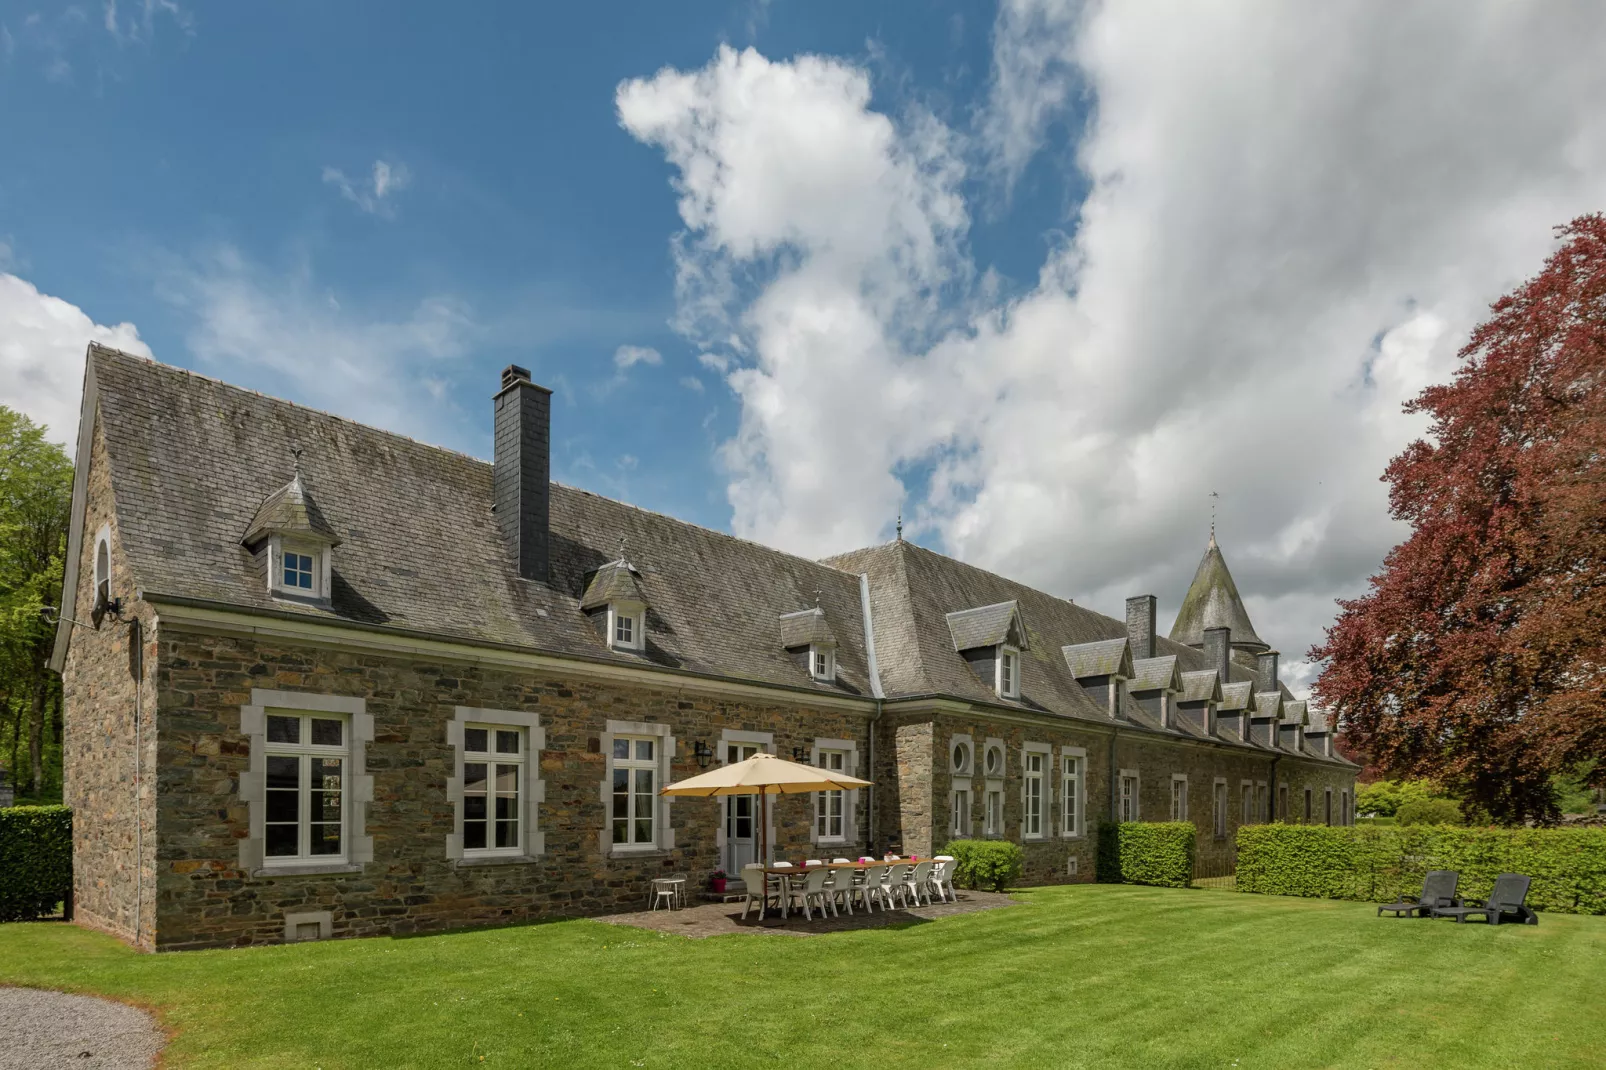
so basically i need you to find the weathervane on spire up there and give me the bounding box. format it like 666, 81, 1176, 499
291, 447, 304, 480
896, 509, 903, 542
1209, 491, 1219, 548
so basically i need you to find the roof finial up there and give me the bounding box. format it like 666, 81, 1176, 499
813, 588, 822, 609
1209, 490, 1219, 549
617, 534, 628, 563
896, 509, 903, 542
291, 447, 304, 481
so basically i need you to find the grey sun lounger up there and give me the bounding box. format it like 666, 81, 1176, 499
1430, 873, 1538, 925
1378, 870, 1460, 917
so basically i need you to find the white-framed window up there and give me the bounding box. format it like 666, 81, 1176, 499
611, 735, 659, 846
952, 787, 972, 837
461, 724, 525, 857
609, 605, 645, 651
810, 645, 836, 683
1241, 780, 1253, 826
268, 536, 328, 601
93, 526, 112, 608
983, 742, 1003, 777
1022, 747, 1046, 838
985, 787, 1003, 837
1119, 770, 1139, 822
1257, 781, 1269, 823
1170, 774, 1188, 821
264, 711, 348, 864
997, 646, 1021, 699
1278, 784, 1289, 822
1061, 754, 1083, 838
815, 748, 848, 841
1214, 779, 1228, 838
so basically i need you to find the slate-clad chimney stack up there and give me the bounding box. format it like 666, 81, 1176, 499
1204, 626, 1231, 685
1257, 650, 1280, 691
493, 364, 553, 583
1126, 594, 1157, 662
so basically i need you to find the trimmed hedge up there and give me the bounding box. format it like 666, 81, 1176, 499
1396, 798, 1464, 826
1096, 821, 1195, 888
0, 805, 72, 922
939, 839, 1024, 891
1237, 824, 1606, 915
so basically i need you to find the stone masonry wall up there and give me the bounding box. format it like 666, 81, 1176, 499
60, 417, 159, 949
151, 627, 874, 950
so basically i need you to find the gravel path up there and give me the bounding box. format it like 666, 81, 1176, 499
0, 987, 165, 1069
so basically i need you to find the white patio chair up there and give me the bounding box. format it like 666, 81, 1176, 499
872, 864, 901, 909
832, 857, 852, 864
797, 864, 834, 921
768, 861, 794, 915
903, 861, 934, 907
823, 867, 853, 916
888, 863, 918, 907
929, 859, 956, 903
739, 864, 772, 921
856, 864, 886, 912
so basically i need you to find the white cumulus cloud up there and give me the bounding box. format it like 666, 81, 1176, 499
619, 4, 1606, 696
613, 344, 663, 369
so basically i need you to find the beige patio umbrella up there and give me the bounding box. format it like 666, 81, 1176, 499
660, 751, 872, 868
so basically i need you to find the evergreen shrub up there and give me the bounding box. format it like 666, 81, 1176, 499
1396, 798, 1464, 826
1237, 824, 1606, 914
1096, 821, 1195, 888
0, 805, 72, 922
939, 839, 1024, 891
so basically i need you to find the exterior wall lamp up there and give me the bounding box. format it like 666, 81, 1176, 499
692, 740, 713, 769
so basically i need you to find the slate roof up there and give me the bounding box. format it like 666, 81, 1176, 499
1283, 699, 1309, 727
75, 346, 1349, 764
1253, 691, 1285, 719
1062, 639, 1133, 680
1129, 655, 1181, 693
579, 560, 647, 610
944, 600, 1026, 652
1179, 669, 1223, 704
241, 472, 342, 547
1168, 535, 1267, 651
1219, 681, 1255, 711
778, 607, 837, 650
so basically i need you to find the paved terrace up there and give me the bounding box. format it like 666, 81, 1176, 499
598, 889, 1018, 938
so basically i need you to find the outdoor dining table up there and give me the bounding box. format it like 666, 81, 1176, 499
757, 861, 919, 919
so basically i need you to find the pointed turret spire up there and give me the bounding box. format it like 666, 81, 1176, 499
1167, 533, 1266, 652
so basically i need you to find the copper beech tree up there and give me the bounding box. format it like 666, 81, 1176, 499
1315, 214, 1606, 825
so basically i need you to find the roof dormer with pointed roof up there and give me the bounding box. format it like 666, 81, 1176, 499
1168, 533, 1267, 653
242, 460, 341, 606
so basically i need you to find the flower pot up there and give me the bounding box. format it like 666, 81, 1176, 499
711, 877, 727, 893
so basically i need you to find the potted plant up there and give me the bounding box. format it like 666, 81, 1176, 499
710, 869, 728, 894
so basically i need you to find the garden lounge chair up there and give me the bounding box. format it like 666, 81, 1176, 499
1378, 870, 1460, 918
1430, 873, 1538, 926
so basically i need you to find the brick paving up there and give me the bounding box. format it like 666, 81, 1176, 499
597, 889, 1019, 939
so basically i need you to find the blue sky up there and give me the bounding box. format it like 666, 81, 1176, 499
4, 1, 1604, 693
1, 0, 1074, 531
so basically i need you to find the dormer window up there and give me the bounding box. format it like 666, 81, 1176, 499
810, 645, 835, 683
283, 547, 315, 592
581, 551, 651, 655
997, 646, 1021, 699
242, 461, 341, 608
611, 606, 644, 651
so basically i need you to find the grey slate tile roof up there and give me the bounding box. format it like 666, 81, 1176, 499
778, 607, 837, 650
1253, 691, 1285, 719
1168, 536, 1267, 651
1219, 681, 1254, 711
1129, 655, 1180, 693
85, 346, 1350, 764
1283, 699, 1309, 727
579, 560, 647, 610
944, 600, 1026, 652
1179, 669, 1222, 704
1062, 639, 1132, 680
241, 473, 342, 547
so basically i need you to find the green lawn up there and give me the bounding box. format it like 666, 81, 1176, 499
2, 886, 1603, 1069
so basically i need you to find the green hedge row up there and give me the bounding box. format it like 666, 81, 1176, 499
1237, 824, 1606, 915
939, 839, 1025, 891
1096, 821, 1195, 888
0, 805, 72, 922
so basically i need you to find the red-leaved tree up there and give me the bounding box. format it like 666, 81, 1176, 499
1314, 214, 1606, 825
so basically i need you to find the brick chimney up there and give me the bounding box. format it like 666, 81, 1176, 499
1257, 649, 1279, 691
493, 364, 552, 583
1204, 626, 1231, 684
1125, 594, 1156, 661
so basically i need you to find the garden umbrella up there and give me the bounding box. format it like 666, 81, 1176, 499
660, 752, 872, 867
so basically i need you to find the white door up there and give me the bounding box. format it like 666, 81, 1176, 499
723, 743, 760, 872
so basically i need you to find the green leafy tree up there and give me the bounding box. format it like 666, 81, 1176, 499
1395, 799, 1465, 827
0, 406, 73, 800
1355, 779, 1446, 818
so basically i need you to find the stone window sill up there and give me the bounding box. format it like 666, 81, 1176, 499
608, 846, 670, 860
253, 862, 363, 878
454, 854, 543, 868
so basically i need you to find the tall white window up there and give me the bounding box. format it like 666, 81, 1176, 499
1214, 781, 1228, 838
985, 787, 1003, 836
1022, 751, 1044, 837
1171, 775, 1189, 821
1241, 781, 1253, 826
815, 748, 847, 841
461, 724, 524, 856
952, 788, 972, 837
611, 736, 657, 845
1062, 756, 1082, 837
93, 531, 111, 607
1120, 773, 1139, 822
264, 712, 347, 863
1278, 784, 1289, 822
997, 646, 1021, 699
1257, 782, 1269, 823
811, 646, 835, 682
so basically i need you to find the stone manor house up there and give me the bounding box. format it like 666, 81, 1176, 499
52, 344, 1355, 950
